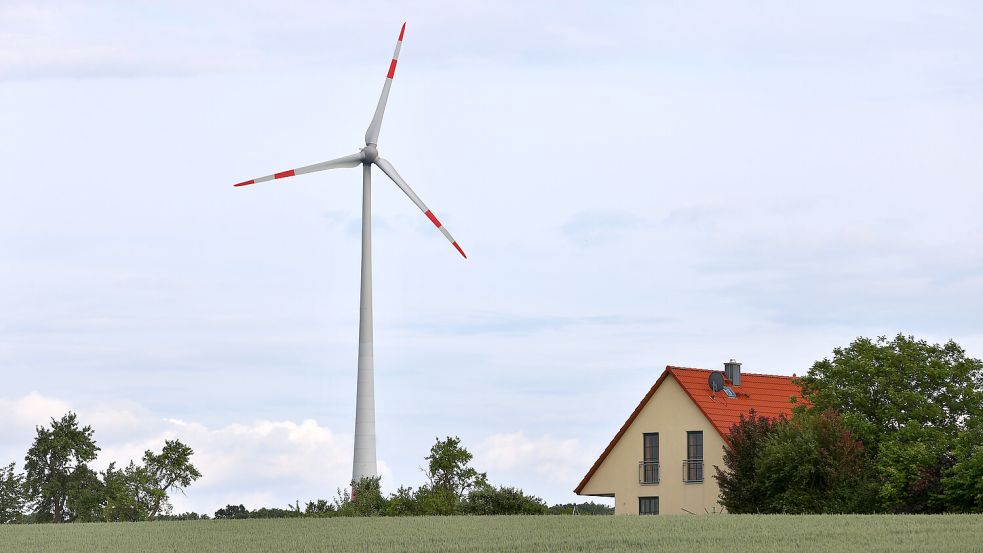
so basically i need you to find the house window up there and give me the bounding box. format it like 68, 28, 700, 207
640, 433, 659, 484
639, 496, 659, 515
685, 431, 703, 482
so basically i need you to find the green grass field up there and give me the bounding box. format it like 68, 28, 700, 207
2, 515, 981, 553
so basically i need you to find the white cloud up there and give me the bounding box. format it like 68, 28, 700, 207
0, 392, 370, 514
476, 433, 592, 489
0, 392, 72, 439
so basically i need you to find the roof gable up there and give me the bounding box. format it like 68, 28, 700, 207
574, 365, 803, 495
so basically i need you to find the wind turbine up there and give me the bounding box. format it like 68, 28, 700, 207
232, 22, 465, 483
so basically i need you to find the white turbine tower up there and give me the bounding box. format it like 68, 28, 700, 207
232, 23, 466, 483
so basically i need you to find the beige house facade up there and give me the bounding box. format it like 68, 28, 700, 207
575, 363, 802, 515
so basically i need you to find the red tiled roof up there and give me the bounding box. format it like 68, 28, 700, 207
574, 365, 803, 495
668, 366, 803, 438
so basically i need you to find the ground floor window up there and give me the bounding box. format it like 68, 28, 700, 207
639, 496, 659, 515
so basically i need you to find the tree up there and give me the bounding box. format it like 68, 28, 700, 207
755, 410, 875, 513
102, 461, 152, 522
714, 409, 781, 513
65, 465, 105, 522
411, 436, 488, 515
462, 485, 548, 515
423, 436, 487, 499
384, 486, 420, 516
101, 439, 200, 522
214, 504, 249, 519
413, 485, 459, 516
797, 335, 983, 512
142, 440, 201, 519
23, 412, 100, 523
335, 476, 387, 517
0, 463, 26, 524
304, 499, 336, 517
940, 425, 983, 512
798, 335, 983, 450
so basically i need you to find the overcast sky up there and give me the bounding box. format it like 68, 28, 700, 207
1, 1, 982, 513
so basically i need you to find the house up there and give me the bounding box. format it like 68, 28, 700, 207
574, 361, 803, 515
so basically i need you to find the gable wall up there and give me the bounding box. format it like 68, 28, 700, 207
578, 374, 726, 514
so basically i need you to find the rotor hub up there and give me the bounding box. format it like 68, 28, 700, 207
361, 145, 379, 163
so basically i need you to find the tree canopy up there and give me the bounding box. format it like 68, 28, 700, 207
717, 334, 983, 513
5, 412, 201, 524
798, 334, 983, 512
23, 412, 100, 523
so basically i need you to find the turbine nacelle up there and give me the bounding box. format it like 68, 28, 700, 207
359, 145, 379, 164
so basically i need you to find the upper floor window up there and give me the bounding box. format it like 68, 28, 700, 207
685, 431, 703, 482
643, 433, 659, 463
640, 433, 659, 484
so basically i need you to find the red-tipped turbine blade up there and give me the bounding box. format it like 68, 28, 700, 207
365, 22, 406, 145
374, 157, 467, 259
232, 152, 364, 187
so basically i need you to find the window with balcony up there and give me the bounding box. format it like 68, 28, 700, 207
639, 432, 659, 484
683, 431, 703, 482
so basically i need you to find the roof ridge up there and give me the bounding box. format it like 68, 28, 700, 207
667, 365, 798, 379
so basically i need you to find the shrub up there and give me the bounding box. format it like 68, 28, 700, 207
462, 485, 547, 515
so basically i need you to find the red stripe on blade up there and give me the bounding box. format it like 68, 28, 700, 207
234, 179, 255, 187
453, 242, 467, 259
387, 59, 397, 79
274, 170, 295, 179
424, 210, 441, 227
399, 22, 406, 41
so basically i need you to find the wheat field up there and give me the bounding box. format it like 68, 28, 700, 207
1, 514, 981, 553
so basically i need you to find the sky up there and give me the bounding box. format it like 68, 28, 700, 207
1, 0, 982, 514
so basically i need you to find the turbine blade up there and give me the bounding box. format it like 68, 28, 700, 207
233, 152, 364, 187
374, 157, 466, 259
364, 22, 406, 146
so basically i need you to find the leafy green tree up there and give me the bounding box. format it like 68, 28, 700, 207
214, 504, 249, 519
335, 476, 387, 516
102, 461, 151, 522
424, 436, 487, 499
462, 485, 547, 515
101, 440, 200, 522
142, 440, 201, 519
756, 410, 875, 513
414, 485, 459, 516
384, 486, 421, 516
797, 335, 983, 512
0, 463, 26, 524
875, 425, 951, 513
798, 335, 982, 450
249, 506, 303, 519
398, 436, 489, 516
23, 412, 100, 523
66, 465, 105, 522
304, 499, 336, 517
940, 425, 983, 512
714, 409, 782, 513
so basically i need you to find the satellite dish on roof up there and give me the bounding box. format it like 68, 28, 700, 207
708, 371, 725, 393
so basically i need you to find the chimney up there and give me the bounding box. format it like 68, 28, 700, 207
724, 359, 741, 387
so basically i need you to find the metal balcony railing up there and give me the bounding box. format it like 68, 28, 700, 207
638, 461, 660, 484
682, 460, 704, 483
